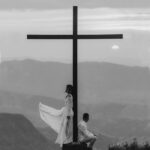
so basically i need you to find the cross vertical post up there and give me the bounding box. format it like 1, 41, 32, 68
73, 6, 78, 142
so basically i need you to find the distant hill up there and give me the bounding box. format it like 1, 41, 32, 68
0, 113, 59, 150
0, 89, 149, 138
1, 59, 150, 104
0, 59, 72, 99
0, 90, 64, 127
0, 60, 150, 138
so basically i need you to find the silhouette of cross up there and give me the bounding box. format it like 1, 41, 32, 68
27, 6, 123, 143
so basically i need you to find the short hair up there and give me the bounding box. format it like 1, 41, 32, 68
83, 113, 89, 120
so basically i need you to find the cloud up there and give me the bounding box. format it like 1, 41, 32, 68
0, 8, 150, 65
0, 8, 150, 33
112, 44, 120, 50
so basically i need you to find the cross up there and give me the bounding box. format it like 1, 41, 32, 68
27, 6, 123, 143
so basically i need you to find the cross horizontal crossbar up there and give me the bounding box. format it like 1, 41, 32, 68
27, 34, 123, 39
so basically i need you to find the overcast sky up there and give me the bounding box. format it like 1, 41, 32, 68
0, 0, 150, 9
0, 0, 150, 66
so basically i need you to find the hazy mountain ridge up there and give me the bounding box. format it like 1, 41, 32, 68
0, 113, 59, 150
0, 59, 72, 98
0, 59, 150, 140
0, 90, 64, 127
1, 59, 150, 103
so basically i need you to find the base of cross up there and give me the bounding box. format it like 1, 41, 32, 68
62, 142, 92, 150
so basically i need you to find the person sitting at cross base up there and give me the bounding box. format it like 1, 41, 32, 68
78, 113, 97, 149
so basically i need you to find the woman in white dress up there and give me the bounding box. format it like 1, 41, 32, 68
39, 84, 73, 147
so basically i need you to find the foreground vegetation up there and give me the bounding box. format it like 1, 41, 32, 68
109, 138, 150, 150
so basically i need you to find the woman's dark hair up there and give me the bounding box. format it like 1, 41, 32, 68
65, 84, 73, 95
83, 113, 89, 121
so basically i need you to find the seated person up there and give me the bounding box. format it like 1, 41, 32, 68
78, 113, 97, 149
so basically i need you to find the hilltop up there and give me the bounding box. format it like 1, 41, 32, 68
0, 113, 59, 150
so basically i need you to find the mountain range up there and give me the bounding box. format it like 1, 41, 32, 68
1, 59, 150, 104
0, 113, 59, 150
0, 59, 150, 149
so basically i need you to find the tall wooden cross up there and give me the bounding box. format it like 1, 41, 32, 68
27, 6, 123, 143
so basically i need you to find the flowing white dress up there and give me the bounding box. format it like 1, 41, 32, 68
39, 95, 73, 147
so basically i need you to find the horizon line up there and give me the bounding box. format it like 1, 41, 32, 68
1, 57, 149, 68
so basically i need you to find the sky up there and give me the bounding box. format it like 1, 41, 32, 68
0, 0, 150, 66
